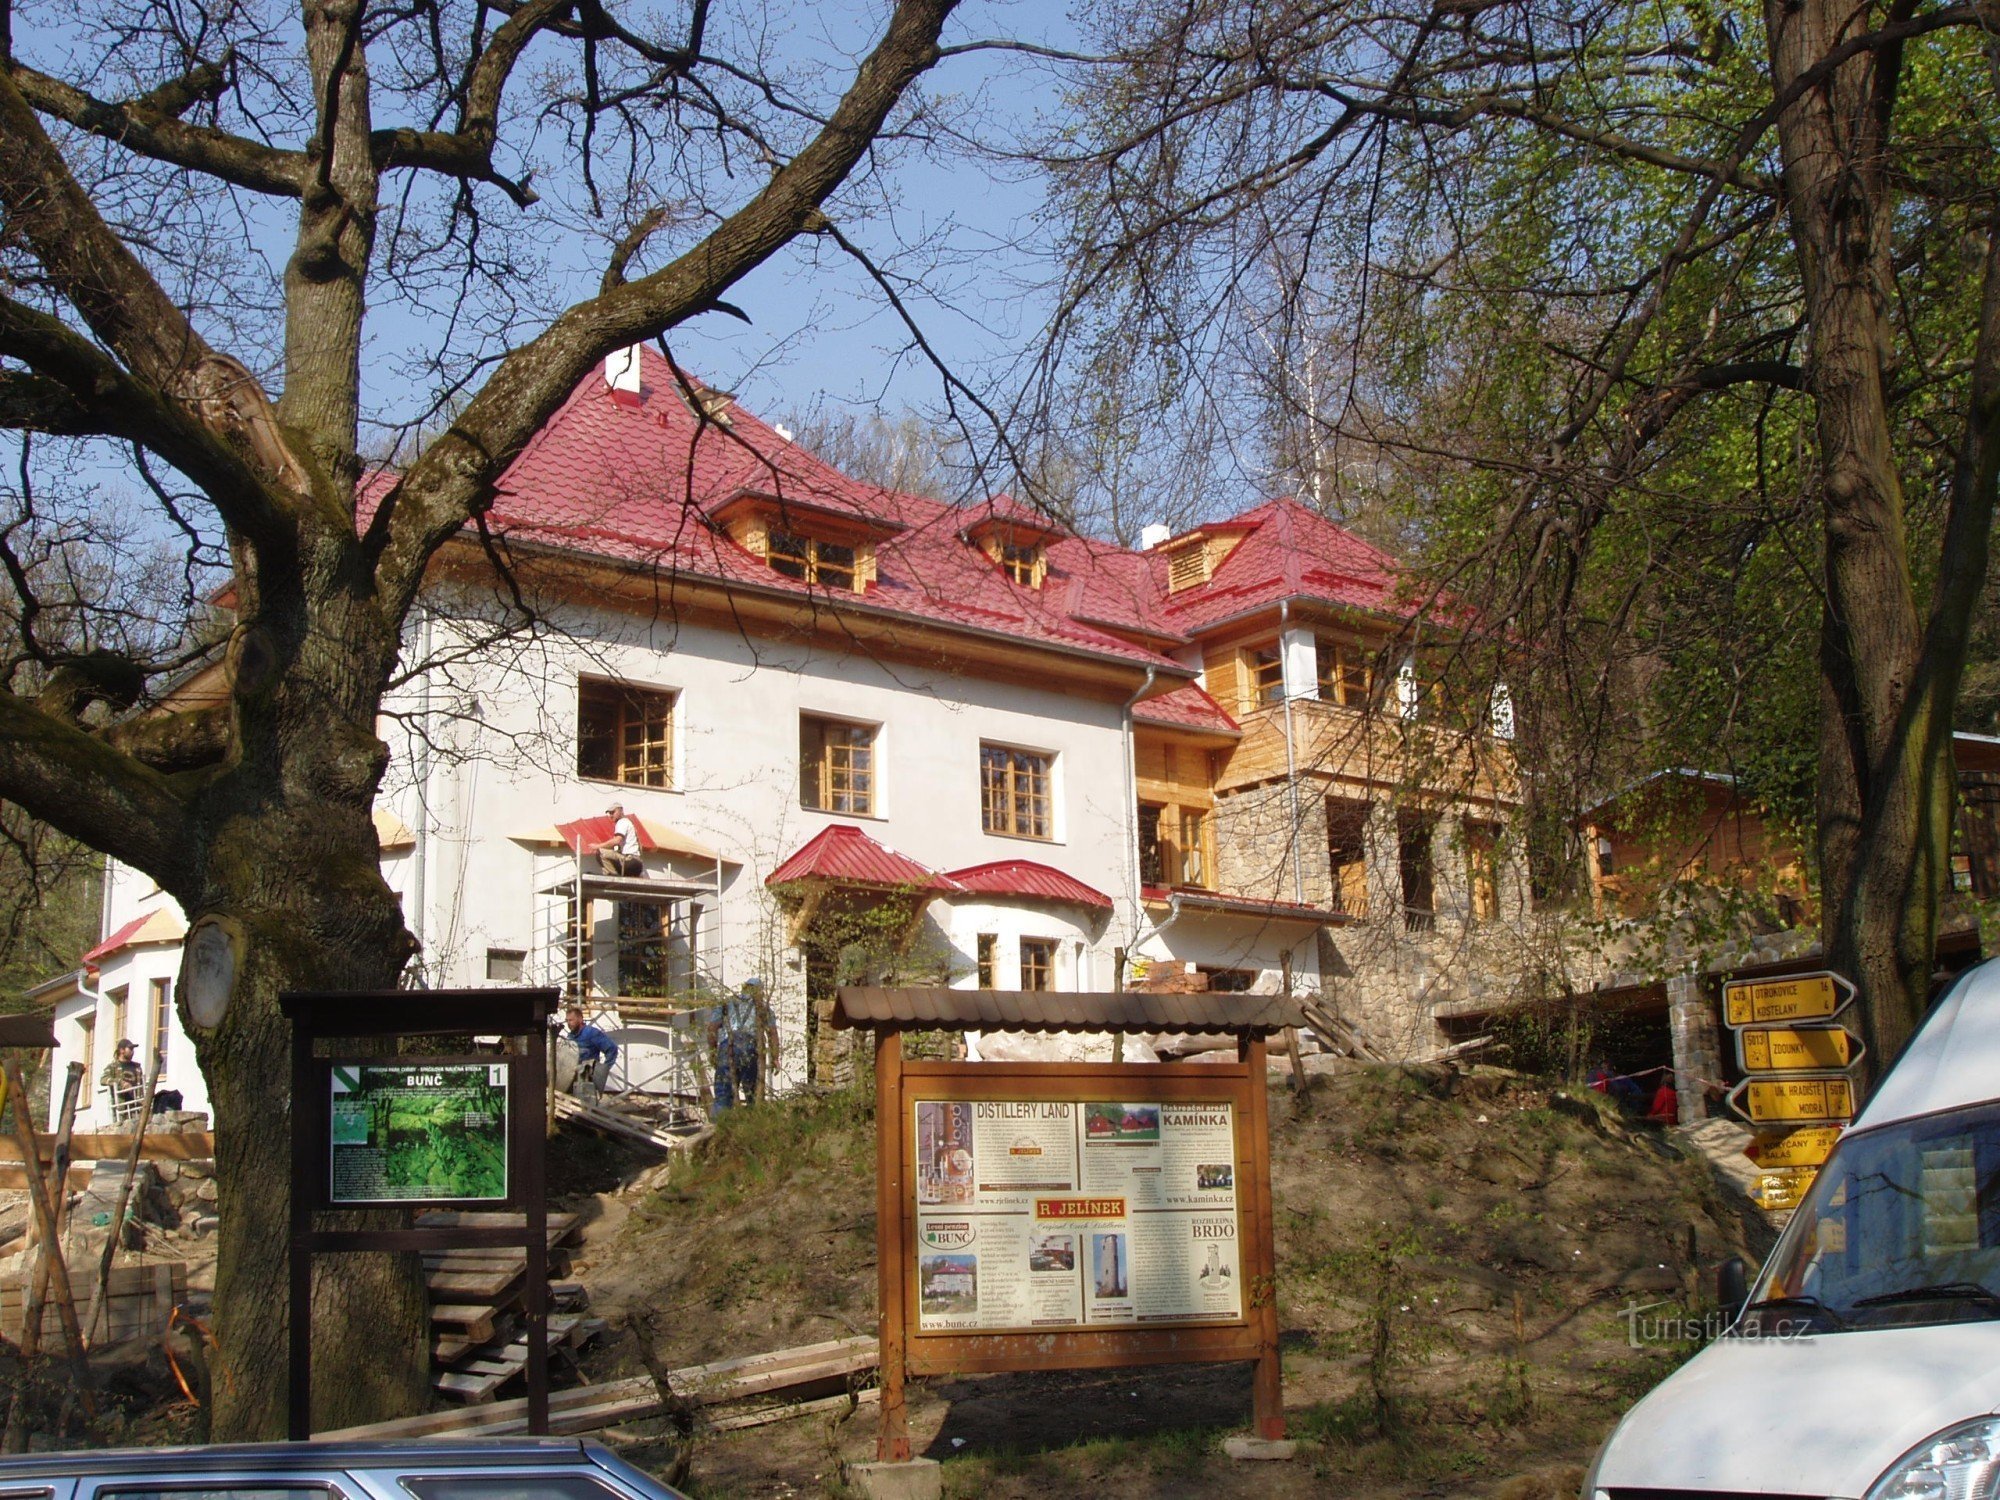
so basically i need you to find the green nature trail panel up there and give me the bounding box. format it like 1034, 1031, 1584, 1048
329, 1063, 510, 1204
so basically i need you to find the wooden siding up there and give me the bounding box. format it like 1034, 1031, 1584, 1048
1215, 701, 1517, 805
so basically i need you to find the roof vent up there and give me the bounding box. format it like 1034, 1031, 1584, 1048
604, 345, 643, 407
774, 422, 794, 443
1140, 523, 1173, 550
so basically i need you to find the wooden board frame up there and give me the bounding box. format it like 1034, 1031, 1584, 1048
279, 988, 557, 1440
871, 1032, 1283, 1461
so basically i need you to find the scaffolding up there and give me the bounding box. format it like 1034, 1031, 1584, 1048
531, 839, 727, 1118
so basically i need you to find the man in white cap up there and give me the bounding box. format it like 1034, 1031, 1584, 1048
707, 977, 779, 1110
593, 802, 643, 877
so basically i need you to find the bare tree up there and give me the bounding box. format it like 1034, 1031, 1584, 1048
0, 0, 961, 1438
1027, 0, 2000, 1071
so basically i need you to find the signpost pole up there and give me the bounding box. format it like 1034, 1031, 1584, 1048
522, 1026, 550, 1435
875, 1028, 910, 1463
288, 1014, 313, 1440
1240, 1032, 1284, 1441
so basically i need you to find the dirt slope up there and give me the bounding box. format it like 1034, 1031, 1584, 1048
563, 1064, 1773, 1499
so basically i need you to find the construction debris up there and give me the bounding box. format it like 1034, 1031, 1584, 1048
553, 1093, 713, 1154
323, 1332, 879, 1441
417, 1209, 604, 1402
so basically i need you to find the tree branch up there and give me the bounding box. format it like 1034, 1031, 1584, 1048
2, 58, 307, 196
0, 690, 195, 890
367, 0, 960, 612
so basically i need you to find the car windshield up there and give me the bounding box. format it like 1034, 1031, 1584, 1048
1750, 1097, 2000, 1332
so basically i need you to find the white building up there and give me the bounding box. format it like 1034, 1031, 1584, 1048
49, 346, 1517, 1129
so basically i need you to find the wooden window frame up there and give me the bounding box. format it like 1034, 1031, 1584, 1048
1315, 637, 1374, 707
976, 934, 998, 989
801, 714, 878, 816
981, 743, 1053, 840
768, 528, 858, 590
1398, 809, 1437, 932
1249, 644, 1285, 705
998, 542, 1045, 588
1019, 937, 1057, 992
1466, 822, 1501, 923
108, 985, 128, 1046
148, 976, 172, 1071
1327, 797, 1371, 918
1177, 807, 1210, 888
577, 679, 676, 788
1136, 802, 1167, 886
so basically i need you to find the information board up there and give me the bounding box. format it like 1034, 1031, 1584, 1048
911, 1099, 1242, 1333
328, 1062, 510, 1204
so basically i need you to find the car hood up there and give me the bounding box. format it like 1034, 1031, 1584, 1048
1593, 1322, 2000, 1497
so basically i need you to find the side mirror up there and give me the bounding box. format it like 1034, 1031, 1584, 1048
1717, 1256, 1749, 1311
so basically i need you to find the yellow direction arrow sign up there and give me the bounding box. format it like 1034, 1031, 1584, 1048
1737, 1025, 1860, 1074
1729, 1075, 1856, 1125
1745, 1125, 1843, 1169
1751, 1167, 1816, 1212
1724, 971, 1854, 1027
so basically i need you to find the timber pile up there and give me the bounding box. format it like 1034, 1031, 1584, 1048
0, 1262, 183, 1346
420, 1210, 605, 1403
552, 1093, 713, 1154
1300, 997, 1386, 1061
322, 1333, 879, 1441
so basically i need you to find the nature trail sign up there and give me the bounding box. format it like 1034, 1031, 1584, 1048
1735, 1025, 1861, 1075
1722, 972, 1854, 1027
834, 985, 1300, 1464
1720, 970, 1862, 1205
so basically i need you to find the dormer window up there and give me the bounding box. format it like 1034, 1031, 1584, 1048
707, 488, 899, 595
962, 504, 1063, 590
999, 542, 1045, 588
1156, 525, 1251, 592
769, 529, 856, 589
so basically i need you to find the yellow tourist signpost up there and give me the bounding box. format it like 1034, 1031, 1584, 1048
1745, 1124, 1843, 1169
1722, 971, 1862, 1207
1723, 972, 1853, 1026
1736, 1024, 1862, 1074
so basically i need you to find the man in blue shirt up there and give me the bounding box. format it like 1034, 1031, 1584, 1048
561, 1004, 619, 1094
708, 978, 778, 1111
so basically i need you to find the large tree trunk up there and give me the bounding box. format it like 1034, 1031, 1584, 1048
1768, 0, 1946, 1074
1770, 0, 2000, 1079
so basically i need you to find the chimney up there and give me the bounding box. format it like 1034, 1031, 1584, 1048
1140, 523, 1173, 551
604, 345, 643, 407
774, 422, 794, 443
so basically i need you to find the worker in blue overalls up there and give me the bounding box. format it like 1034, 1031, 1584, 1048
708, 977, 778, 1111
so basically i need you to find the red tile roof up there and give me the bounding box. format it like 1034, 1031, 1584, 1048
1151, 498, 1404, 632
363, 352, 1444, 690
1132, 682, 1240, 736
942, 860, 1114, 911
81, 909, 186, 969
472, 349, 1187, 674
766, 824, 961, 892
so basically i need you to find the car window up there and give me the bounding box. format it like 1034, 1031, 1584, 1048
400, 1480, 627, 1500
96, 1488, 340, 1500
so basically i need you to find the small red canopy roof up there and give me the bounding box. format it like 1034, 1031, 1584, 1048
943, 860, 1113, 911
81, 909, 186, 970
766, 825, 961, 892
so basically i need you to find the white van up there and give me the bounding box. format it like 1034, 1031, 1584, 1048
1585, 959, 2000, 1499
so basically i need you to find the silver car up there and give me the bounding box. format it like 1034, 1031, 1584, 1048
0, 1437, 688, 1499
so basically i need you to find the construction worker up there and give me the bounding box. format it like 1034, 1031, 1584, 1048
100, 1038, 144, 1123
559, 1004, 620, 1096
708, 978, 779, 1111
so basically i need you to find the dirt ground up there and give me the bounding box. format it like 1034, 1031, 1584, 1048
555, 1063, 1777, 1499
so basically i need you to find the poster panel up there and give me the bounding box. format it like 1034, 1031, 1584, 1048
912, 1098, 1241, 1334
328, 1062, 510, 1204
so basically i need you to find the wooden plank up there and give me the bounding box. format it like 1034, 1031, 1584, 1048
0, 1165, 91, 1192
708, 1386, 881, 1434
0, 1132, 214, 1163
426, 1267, 521, 1301
328, 1334, 879, 1442
429, 1304, 499, 1337
436, 1371, 507, 1403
